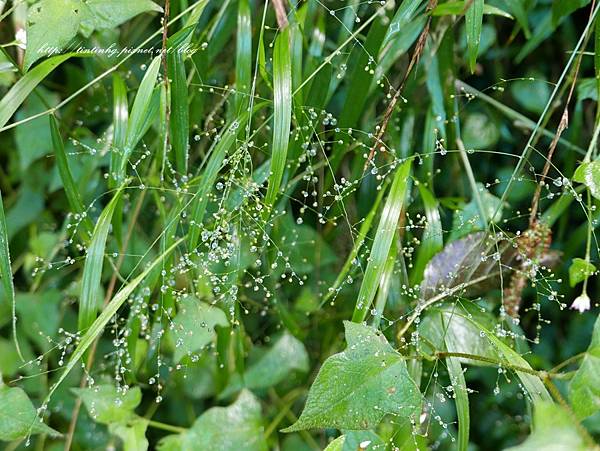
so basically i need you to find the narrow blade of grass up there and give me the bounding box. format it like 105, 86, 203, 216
263, 27, 292, 213
0, 53, 74, 129
465, 0, 484, 73
109, 74, 128, 248
78, 187, 124, 333
168, 27, 194, 175
464, 314, 552, 403
121, 56, 162, 176
596, 16, 600, 103
323, 186, 386, 304
0, 188, 24, 361
446, 357, 469, 451
110, 73, 129, 187
371, 237, 397, 328
188, 102, 267, 250
49, 114, 94, 238
235, 0, 252, 113
411, 184, 443, 285
352, 160, 412, 323
45, 238, 183, 405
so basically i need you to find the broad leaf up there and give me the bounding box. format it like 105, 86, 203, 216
222, 332, 309, 396
420, 232, 516, 301
171, 294, 228, 363
157, 390, 267, 451
569, 313, 600, 419
573, 160, 600, 200
24, 0, 161, 69
449, 184, 503, 240
506, 402, 588, 450
283, 321, 421, 432
0, 386, 60, 441
552, 0, 590, 27
465, 0, 484, 73
73, 385, 141, 424
569, 258, 596, 287
109, 418, 149, 451
418, 302, 500, 362
324, 431, 385, 451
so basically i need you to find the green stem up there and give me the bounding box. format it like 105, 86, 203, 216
147, 420, 186, 434
550, 352, 586, 374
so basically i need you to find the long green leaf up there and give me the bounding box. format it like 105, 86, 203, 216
235, 0, 252, 113
109, 74, 129, 248
465, 315, 552, 403
465, 0, 484, 73
411, 184, 443, 285
45, 239, 183, 405
352, 160, 412, 322
168, 27, 194, 175
446, 357, 469, 451
0, 54, 73, 130
121, 56, 162, 176
324, 186, 386, 304
49, 115, 94, 238
110, 73, 129, 187
0, 189, 24, 361
78, 188, 124, 333
263, 27, 292, 212
188, 102, 267, 250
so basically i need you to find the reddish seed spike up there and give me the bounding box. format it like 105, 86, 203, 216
503, 221, 552, 318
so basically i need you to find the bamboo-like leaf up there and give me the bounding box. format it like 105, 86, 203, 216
121, 56, 162, 175
235, 0, 252, 113
0, 189, 24, 361
465, 0, 484, 73
0, 54, 75, 130
446, 357, 469, 451
78, 188, 124, 333
324, 187, 386, 304
49, 115, 94, 238
45, 239, 182, 405
263, 27, 292, 212
464, 315, 552, 403
109, 74, 128, 248
352, 160, 411, 323
110, 73, 129, 186
411, 184, 443, 285
188, 102, 267, 250
168, 27, 194, 175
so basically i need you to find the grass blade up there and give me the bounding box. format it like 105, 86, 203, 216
465, 0, 484, 73
0, 54, 74, 129
121, 56, 162, 177
110, 74, 129, 187
324, 186, 386, 304
352, 160, 412, 323
0, 188, 24, 361
168, 27, 194, 175
45, 239, 183, 405
49, 115, 94, 238
78, 188, 124, 333
264, 27, 292, 214
446, 357, 469, 451
235, 0, 252, 113
188, 102, 267, 250
109, 74, 128, 248
411, 184, 443, 285
464, 314, 552, 403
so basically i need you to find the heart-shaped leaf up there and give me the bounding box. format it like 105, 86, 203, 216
283, 321, 421, 432
569, 313, 600, 419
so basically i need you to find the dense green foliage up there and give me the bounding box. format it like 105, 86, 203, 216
1, 0, 600, 449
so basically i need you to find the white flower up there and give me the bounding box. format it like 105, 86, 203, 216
15, 29, 26, 50
570, 293, 591, 313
